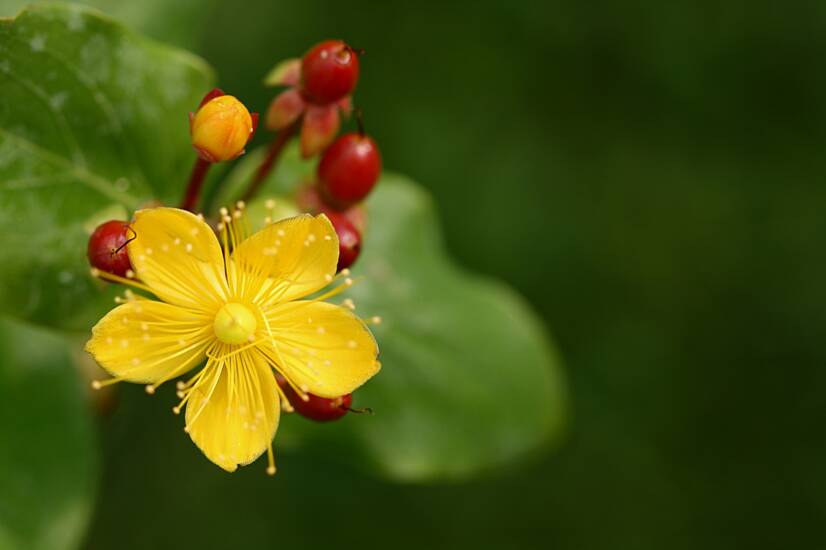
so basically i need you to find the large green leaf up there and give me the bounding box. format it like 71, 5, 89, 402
0, 318, 97, 550
222, 146, 568, 481
0, 3, 213, 330
0, 1, 215, 49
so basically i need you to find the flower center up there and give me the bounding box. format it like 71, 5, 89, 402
213, 303, 257, 345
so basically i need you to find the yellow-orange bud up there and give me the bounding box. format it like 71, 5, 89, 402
191, 95, 254, 162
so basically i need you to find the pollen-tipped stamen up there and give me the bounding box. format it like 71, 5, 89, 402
266, 443, 276, 476
90, 267, 153, 294
91, 377, 124, 389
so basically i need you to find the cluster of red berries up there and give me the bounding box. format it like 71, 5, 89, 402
86, 39, 381, 424
268, 39, 383, 272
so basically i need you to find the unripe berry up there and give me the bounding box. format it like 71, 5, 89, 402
301, 40, 360, 105
318, 132, 381, 207
276, 375, 352, 422
88, 220, 133, 277
190, 95, 255, 162
325, 210, 361, 271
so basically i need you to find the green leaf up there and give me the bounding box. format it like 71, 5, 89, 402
0, 318, 98, 550
224, 147, 568, 481
0, 1, 216, 49
0, 3, 213, 330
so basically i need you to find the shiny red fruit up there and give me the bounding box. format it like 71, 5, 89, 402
87, 220, 133, 277
325, 210, 361, 271
301, 40, 360, 105
318, 132, 381, 207
276, 375, 352, 422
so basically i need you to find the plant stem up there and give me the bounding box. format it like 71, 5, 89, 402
180, 157, 212, 212
240, 122, 298, 204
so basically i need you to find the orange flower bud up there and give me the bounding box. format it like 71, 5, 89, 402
191, 95, 255, 162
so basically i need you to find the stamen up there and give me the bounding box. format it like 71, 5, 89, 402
266, 443, 276, 476
184, 363, 224, 431
309, 278, 360, 303
276, 384, 295, 412
91, 377, 122, 389
90, 267, 154, 294
205, 339, 263, 362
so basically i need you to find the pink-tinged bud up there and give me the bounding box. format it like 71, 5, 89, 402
263, 58, 302, 87
300, 104, 339, 158
190, 95, 255, 162
266, 88, 306, 130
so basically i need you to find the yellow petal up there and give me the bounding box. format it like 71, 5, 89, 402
185, 351, 280, 472
85, 300, 212, 384
129, 208, 228, 311
232, 214, 338, 305
261, 301, 380, 398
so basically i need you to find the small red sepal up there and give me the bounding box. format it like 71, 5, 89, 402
300, 104, 340, 158
198, 87, 225, 109
263, 58, 302, 88
249, 112, 259, 142
266, 88, 306, 130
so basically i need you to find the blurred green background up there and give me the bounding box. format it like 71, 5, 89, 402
5, 0, 826, 548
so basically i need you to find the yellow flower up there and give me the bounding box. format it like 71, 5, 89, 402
191, 95, 254, 162
85, 205, 380, 474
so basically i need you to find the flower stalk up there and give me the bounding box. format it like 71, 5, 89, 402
180, 157, 212, 211
240, 120, 299, 203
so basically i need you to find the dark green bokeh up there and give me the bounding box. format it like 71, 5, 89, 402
84, 1, 826, 548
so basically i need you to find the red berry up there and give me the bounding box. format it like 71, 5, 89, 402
301, 40, 360, 105
318, 132, 381, 207
276, 375, 352, 422
87, 220, 133, 277
325, 210, 361, 271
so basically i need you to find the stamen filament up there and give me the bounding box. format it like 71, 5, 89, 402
266, 443, 276, 476
90, 268, 154, 294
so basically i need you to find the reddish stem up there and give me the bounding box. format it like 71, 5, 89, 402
241, 122, 298, 203
180, 157, 212, 212
355, 108, 365, 136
